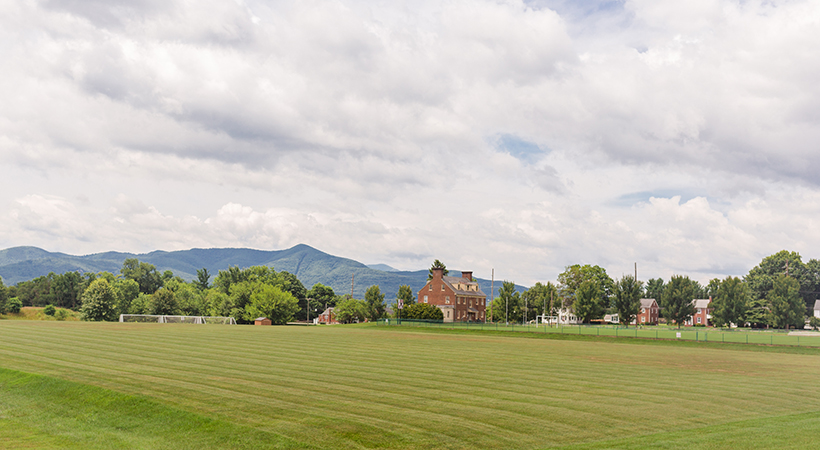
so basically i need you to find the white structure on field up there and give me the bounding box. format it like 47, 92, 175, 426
119, 314, 236, 324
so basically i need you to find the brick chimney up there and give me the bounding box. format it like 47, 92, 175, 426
432, 267, 444, 279
461, 271, 472, 281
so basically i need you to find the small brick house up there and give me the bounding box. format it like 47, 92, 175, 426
418, 268, 487, 323
634, 299, 659, 325
686, 298, 712, 326
315, 307, 339, 325
254, 317, 272, 326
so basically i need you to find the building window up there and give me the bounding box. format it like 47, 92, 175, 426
428, 285, 432, 291
441, 285, 445, 291
447, 311, 450, 318
641, 317, 645, 323
423, 296, 428, 303
445, 296, 450, 304
697, 317, 701, 324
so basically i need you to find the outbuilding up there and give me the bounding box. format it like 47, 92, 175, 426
254, 317, 272, 326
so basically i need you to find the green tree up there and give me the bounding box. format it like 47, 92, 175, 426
195, 268, 211, 290
558, 264, 613, 314
402, 303, 443, 321
744, 296, 769, 328
427, 259, 449, 280
334, 297, 368, 323
498, 281, 520, 323
766, 274, 804, 329
121, 259, 163, 294
521, 282, 558, 322
0, 276, 7, 314
661, 275, 696, 328
205, 290, 232, 317
6, 297, 22, 314
645, 278, 665, 300
574, 280, 603, 323
113, 278, 140, 316
396, 285, 415, 307
613, 275, 643, 327
50, 271, 84, 309
307, 283, 337, 318
43, 304, 56, 316
710, 277, 749, 327
128, 293, 153, 315
243, 284, 299, 325
746, 251, 814, 310
365, 285, 386, 321
150, 288, 178, 315
80, 279, 118, 321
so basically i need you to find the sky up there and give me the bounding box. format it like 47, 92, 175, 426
1, 0, 819, 287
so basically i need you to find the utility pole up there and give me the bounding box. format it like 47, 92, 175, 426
350, 273, 355, 298
549, 290, 554, 327
491, 268, 495, 323
634, 262, 637, 280
306, 297, 312, 324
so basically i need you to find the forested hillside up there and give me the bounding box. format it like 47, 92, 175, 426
0, 245, 511, 300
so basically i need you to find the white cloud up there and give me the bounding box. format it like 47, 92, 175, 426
1, 0, 820, 287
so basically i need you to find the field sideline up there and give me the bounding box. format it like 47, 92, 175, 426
1, 321, 819, 449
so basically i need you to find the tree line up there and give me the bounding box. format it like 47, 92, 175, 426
0, 259, 426, 324
491, 250, 819, 329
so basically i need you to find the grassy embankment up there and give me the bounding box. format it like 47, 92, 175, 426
1, 321, 819, 449
0, 306, 81, 321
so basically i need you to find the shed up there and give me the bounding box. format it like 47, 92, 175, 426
255, 317, 272, 326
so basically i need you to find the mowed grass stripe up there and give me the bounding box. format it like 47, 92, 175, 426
1, 326, 588, 446
3, 324, 816, 442
2, 322, 820, 449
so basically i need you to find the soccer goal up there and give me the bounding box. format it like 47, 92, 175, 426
119, 314, 237, 324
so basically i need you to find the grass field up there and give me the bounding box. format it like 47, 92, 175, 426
1, 322, 820, 449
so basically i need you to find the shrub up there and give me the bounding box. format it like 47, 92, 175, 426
44, 304, 56, 316
7, 297, 22, 314
55, 308, 69, 321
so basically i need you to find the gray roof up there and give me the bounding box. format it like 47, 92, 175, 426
814, 300, 820, 311
692, 299, 711, 309
442, 276, 487, 297
640, 299, 657, 309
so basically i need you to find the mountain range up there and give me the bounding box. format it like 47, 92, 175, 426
0, 244, 523, 300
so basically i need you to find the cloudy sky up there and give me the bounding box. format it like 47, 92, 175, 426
1, 0, 819, 286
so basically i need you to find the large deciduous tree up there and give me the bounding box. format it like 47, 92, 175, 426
766, 274, 804, 329
558, 264, 613, 318
613, 275, 643, 327
573, 280, 602, 323
661, 275, 696, 328
364, 285, 386, 321
334, 297, 368, 323
243, 284, 299, 325
710, 277, 749, 327
645, 278, 664, 300
745, 250, 815, 311
80, 278, 118, 321
150, 288, 179, 315
121, 259, 163, 294
521, 282, 558, 322
498, 281, 520, 323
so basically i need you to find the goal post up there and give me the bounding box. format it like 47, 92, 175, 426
119, 314, 237, 324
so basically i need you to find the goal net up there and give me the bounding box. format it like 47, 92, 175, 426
119, 314, 237, 324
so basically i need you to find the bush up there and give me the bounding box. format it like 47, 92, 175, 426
55, 308, 69, 321
7, 297, 22, 314
810, 316, 820, 331
44, 304, 56, 316
402, 303, 444, 321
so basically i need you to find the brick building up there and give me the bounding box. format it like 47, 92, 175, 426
315, 307, 340, 325
686, 298, 712, 326
418, 268, 487, 322
634, 298, 659, 325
